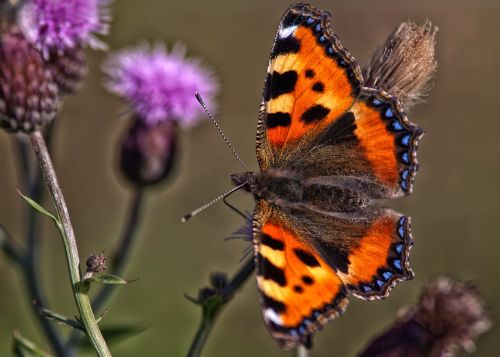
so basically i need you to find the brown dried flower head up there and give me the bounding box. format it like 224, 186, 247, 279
0, 26, 59, 133
364, 20, 438, 111
359, 277, 491, 357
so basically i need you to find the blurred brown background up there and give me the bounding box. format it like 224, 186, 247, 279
1, 0, 499, 355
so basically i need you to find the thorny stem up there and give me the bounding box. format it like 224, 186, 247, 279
187, 257, 255, 357
66, 189, 145, 350
29, 130, 111, 357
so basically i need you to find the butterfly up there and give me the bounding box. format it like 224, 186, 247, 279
229, 3, 423, 349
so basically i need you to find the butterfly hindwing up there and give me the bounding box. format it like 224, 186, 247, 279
253, 201, 348, 349
253, 201, 414, 348
256, 3, 363, 170
288, 88, 423, 197
341, 210, 414, 300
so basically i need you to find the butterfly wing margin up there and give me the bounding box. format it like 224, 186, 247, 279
256, 3, 363, 170
252, 200, 349, 349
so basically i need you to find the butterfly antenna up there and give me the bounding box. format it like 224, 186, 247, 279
195, 92, 247, 170
181, 182, 247, 223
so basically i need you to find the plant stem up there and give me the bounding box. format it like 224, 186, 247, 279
0, 225, 23, 264
14, 131, 69, 357
297, 345, 308, 357
66, 189, 145, 349
29, 130, 111, 357
186, 257, 255, 357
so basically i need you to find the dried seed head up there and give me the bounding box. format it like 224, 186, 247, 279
120, 118, 177, 187
86, 253, 107, 273
47, 45, 87, 95
417, 277, 491, 355
359, 277, 491, 357
0, 27, 59, 132
364, 20, 438, 111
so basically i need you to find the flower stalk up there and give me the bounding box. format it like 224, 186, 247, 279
29, 130, 111, 357
187, 257, 255, 357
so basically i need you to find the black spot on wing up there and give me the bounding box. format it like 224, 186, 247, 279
294, 248, 321, 267
302, 276, 314, 285
312, 82, 324, 92
258, 254, 287, 286
266, 112, 291, 129
261, 233, 285, 250
293, 285, 304, 293
301, 105, 330, 123
262, 292, 286, 313
265, 71, 298, 101
305, 69, 315, 78
317, 111, 357, 145
272, 36, 300, 59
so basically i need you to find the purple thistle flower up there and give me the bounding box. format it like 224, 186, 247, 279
18, 0, 111, 58
102, 42, 219, 127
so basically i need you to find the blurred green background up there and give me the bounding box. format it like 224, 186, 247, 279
1, 0, 499, 355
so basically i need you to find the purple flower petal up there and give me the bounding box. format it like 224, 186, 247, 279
103, 42, 219, 126
18, 0, 111, 57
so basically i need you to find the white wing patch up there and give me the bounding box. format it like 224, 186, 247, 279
278, 25, 297, 39
264, 308, 283, 325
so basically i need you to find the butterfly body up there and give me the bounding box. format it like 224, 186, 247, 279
231, 170, 370, 212
233, 3, 424, 349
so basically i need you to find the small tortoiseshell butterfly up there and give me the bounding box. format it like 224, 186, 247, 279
230, 3, 423, 349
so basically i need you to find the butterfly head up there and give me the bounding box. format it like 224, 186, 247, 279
230, 171, 257, 193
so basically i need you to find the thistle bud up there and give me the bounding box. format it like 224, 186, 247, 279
0, 27, 58, 132
120, 118, 177, 187
359, 277, 491, 357
364, 21, 438, 111
47, 46, 87, 95
86, 253, 107, 274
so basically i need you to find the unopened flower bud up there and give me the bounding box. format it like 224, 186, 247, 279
0, 27, 58, 132
120, 118, 177, 187
197, 287, 216, 303
210, 272, 228, 290
86, 253, 107, 273
47, 46, 87, 95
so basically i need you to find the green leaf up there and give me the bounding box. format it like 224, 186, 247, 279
12, 331, 51, 357
17, 191, 63, 232
38, 307, 84, 331
84, 274, 131, 285
78, 324, 148, 351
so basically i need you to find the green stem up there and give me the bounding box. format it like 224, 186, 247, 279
66, 189, 145, 350
186, 257, 255, 357
296, 345, 308, 357
15, 131, 69, 357
29, 130, 111, 357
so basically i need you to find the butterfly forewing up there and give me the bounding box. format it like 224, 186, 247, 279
256, 3, 363, 170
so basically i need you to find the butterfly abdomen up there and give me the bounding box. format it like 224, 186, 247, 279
240, 170, 369, 212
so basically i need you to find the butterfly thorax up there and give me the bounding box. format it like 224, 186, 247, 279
231, 170, 370, 212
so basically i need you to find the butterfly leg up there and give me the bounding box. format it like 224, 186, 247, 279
223, 192, 247, 220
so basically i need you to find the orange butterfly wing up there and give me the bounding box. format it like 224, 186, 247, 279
253, 203, 414, 348
256, 4, 422, 196
256, 3, 362, 170
253, 201, 348, 349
